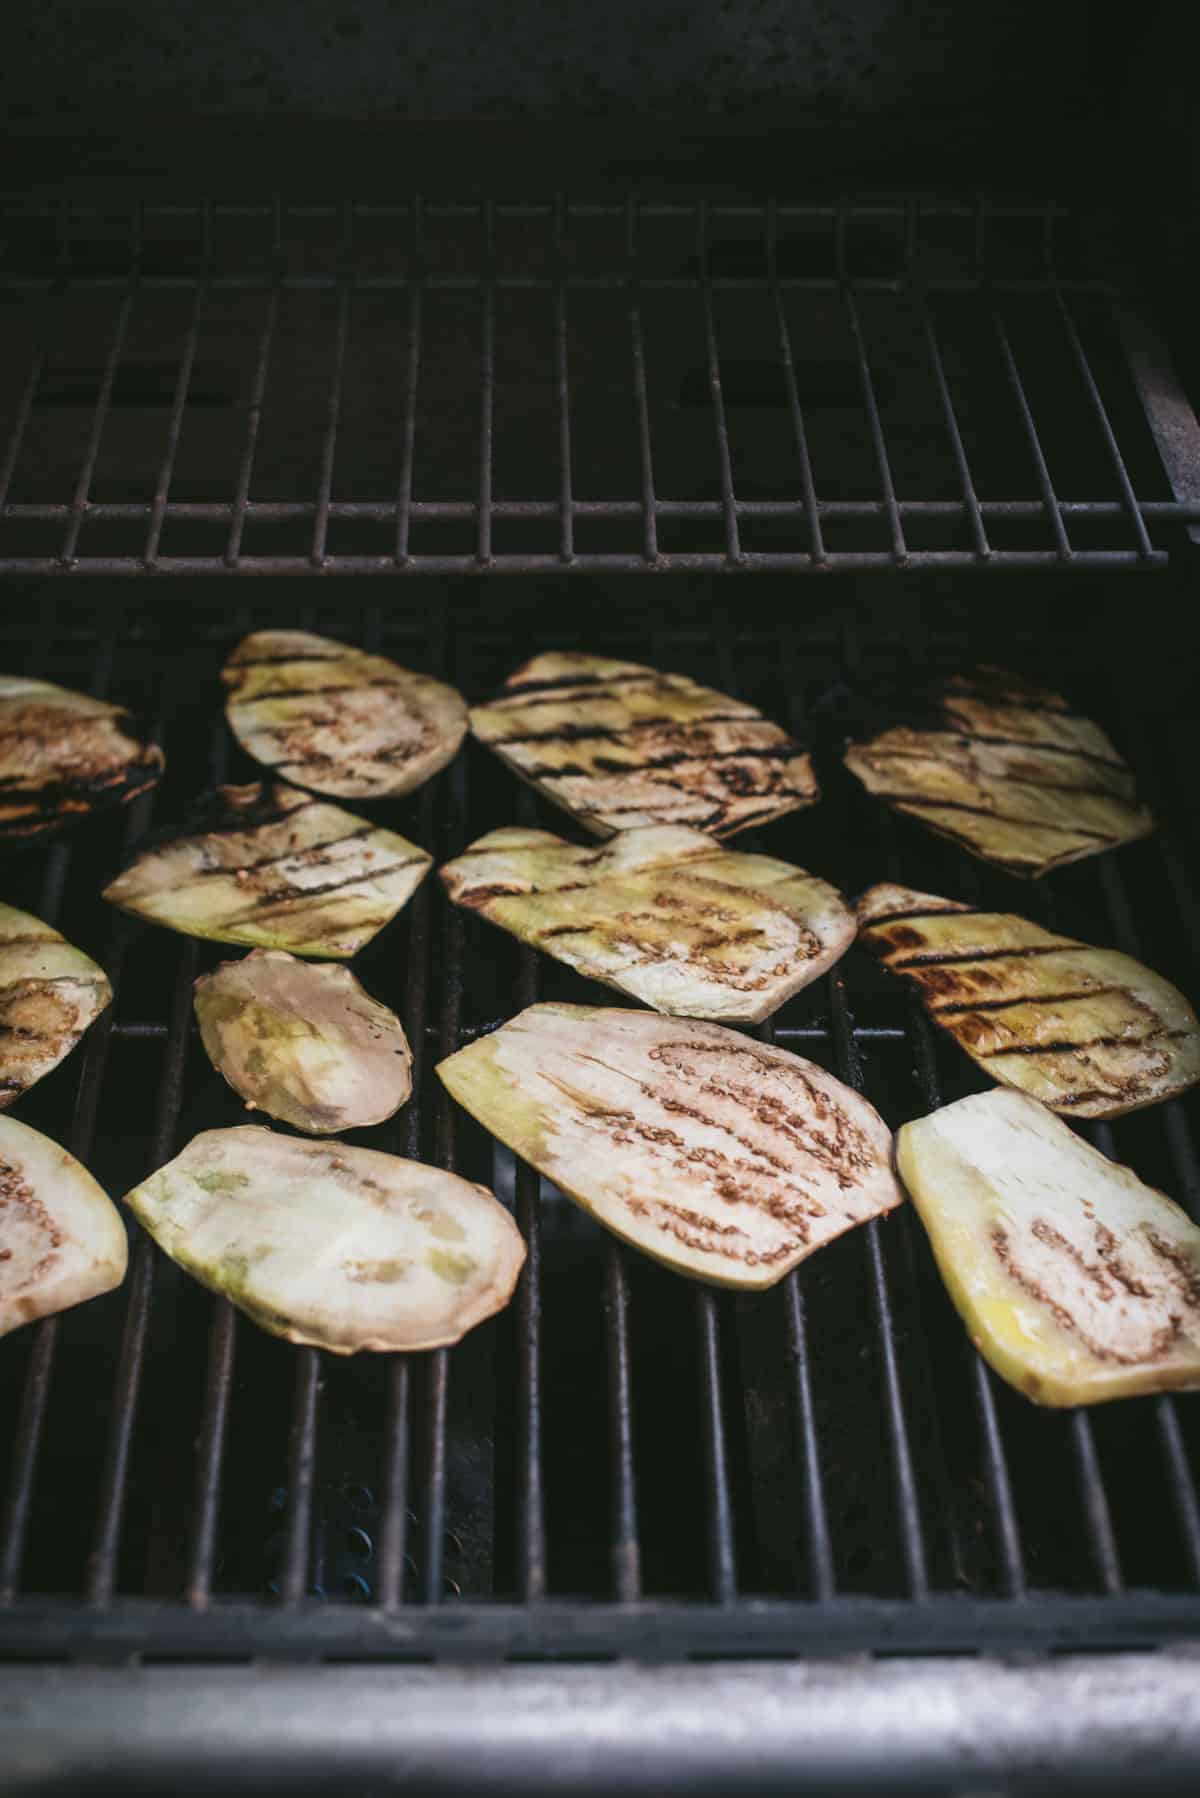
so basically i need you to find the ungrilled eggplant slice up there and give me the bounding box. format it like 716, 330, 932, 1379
0, 675, 163, 847
897, 1089, 1200, 1406
124, 1126, 525, 1354
0, 1115, 127, 1338
469, 651, 818, 840
856, 882, 1200, 1119
195, 949, 412, 1134
103, 781, 431, 958
0, 901, 112, 1107
441, 824, 855, 1023
222, 628, 467, 801
437, 1003, 902, 1288
844, 666, 1152, 876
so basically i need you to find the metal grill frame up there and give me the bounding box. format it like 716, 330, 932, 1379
0, 191, 1199, 576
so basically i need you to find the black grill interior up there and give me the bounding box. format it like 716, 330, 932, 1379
0, 576, 1197, 1660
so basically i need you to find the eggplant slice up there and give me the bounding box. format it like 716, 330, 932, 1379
437, 1003, 902, 1288
469, 651, 818, 840
0, 901, 112, 1107
0, 1114, 127, 1339
195, 949, 412, 1134
0, 675, 163, 847
441, 824, 855, 1024
124, 1126, 525, 1354
857, 882, 1200, 1119
897, 1089, 1200, 1406
844, 667, 1152, 876
103, 781, 431, 958
222, 628, 467, 801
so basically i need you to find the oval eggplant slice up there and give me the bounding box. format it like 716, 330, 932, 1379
897, 1089, 1200, 1407
103, 781, 431, 958
195, 949, 412, 1134
856, 882, 1200, 1118
437, 1003, 902, 1289
0, 1115, 127, 1339
441, 824, 855, 1024
0, 901, 112, 1108
844, 666, 1152, 877
123, 1127, 525, 1354
0, 675, 163, 847
222, 628, 467, 801
469, 651, 818, 840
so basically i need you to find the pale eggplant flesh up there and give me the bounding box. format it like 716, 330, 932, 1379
194, 949, 412, 1134
222, 628, 468, 801
856, 881, 1200, 1119
469, 652, 818, 840
123, 1126, 526, 1354
103, 781, 431, 958
0, 675, 163, 847
0, 1114, 128, 1339
897, 1089, 1200, 1407
440, 824, 856, 1024
0, 901, 112, 1107
844, 667, 1152, 876
437, 1003, 902, 1289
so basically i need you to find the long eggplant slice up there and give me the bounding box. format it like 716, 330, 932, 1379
195, 949, 412, 1133
0, 1115, 127, 1338
437, 1003, 901, 1288
857, 882, 1200, 1119
222, 628, 467, 801
897, 1089, 1200, 1406
103, 781, 431, 958
124, 1126, 525, 1354
0, 902, 112, 1107
469, 652, 818, 840
441, 824, 855, 1024
844, 667, 1152, 876
0, 675, 163, 847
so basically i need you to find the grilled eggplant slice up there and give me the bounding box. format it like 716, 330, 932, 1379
124, 1126, 525, 1354
103, 781, 431, 958
438, 1003, 902, 1288
857, 882, 1200, 1119
0, 1115, 127, 1338
0, 675, 163, 847
441, 824, 855, 1024
194, 949, 412, 1134
844, 667, 1152, 876
0, 902, 112, 1107
897, 1089, 1200, 1406
222, 629, 467, 801
469, 652, 818, 840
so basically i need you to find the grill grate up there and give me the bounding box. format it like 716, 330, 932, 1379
1, 193, 1199, 575
0, 579, 1197, 1664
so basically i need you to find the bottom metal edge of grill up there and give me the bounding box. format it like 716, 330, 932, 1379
4, 1653, 1200, 1797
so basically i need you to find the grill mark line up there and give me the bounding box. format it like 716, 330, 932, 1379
982, 1029, 1192, 1060
932, 986, 1119, 1016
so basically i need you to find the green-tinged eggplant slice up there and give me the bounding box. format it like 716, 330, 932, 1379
103, 781, 431, 958
857, 882, 1200, 1119
222, 628, 467, 801
897, 1089, 1200, 1407
195, 949, 412, 1134
469, 651, 818, 840
437, 1003, 901, 1289
0, 901, 112, 1107
0, 1115, 127, 1338
0, 675, 163, 847
844, 666, 1152, 876
441, 824, 855, 1024
124, 1126, 525, 1354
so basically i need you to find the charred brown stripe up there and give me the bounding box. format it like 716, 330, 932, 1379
173, 795, 318, 842
235, 678, 411, 706
869, 793, 1119, 841
502, 670, 661, 697
490, 713, 757, 747
888, 944, 1070, 971
933, 987, 1115, 1015
859, 905, 980, 930
942, 729, 1129, 773
246, 856, 427, 913
0, 934, 63, 947
943, 681, 1076, 715
194, 823, 376, 878
590, 744, 795, 775
982, 1029, 1191, 1059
